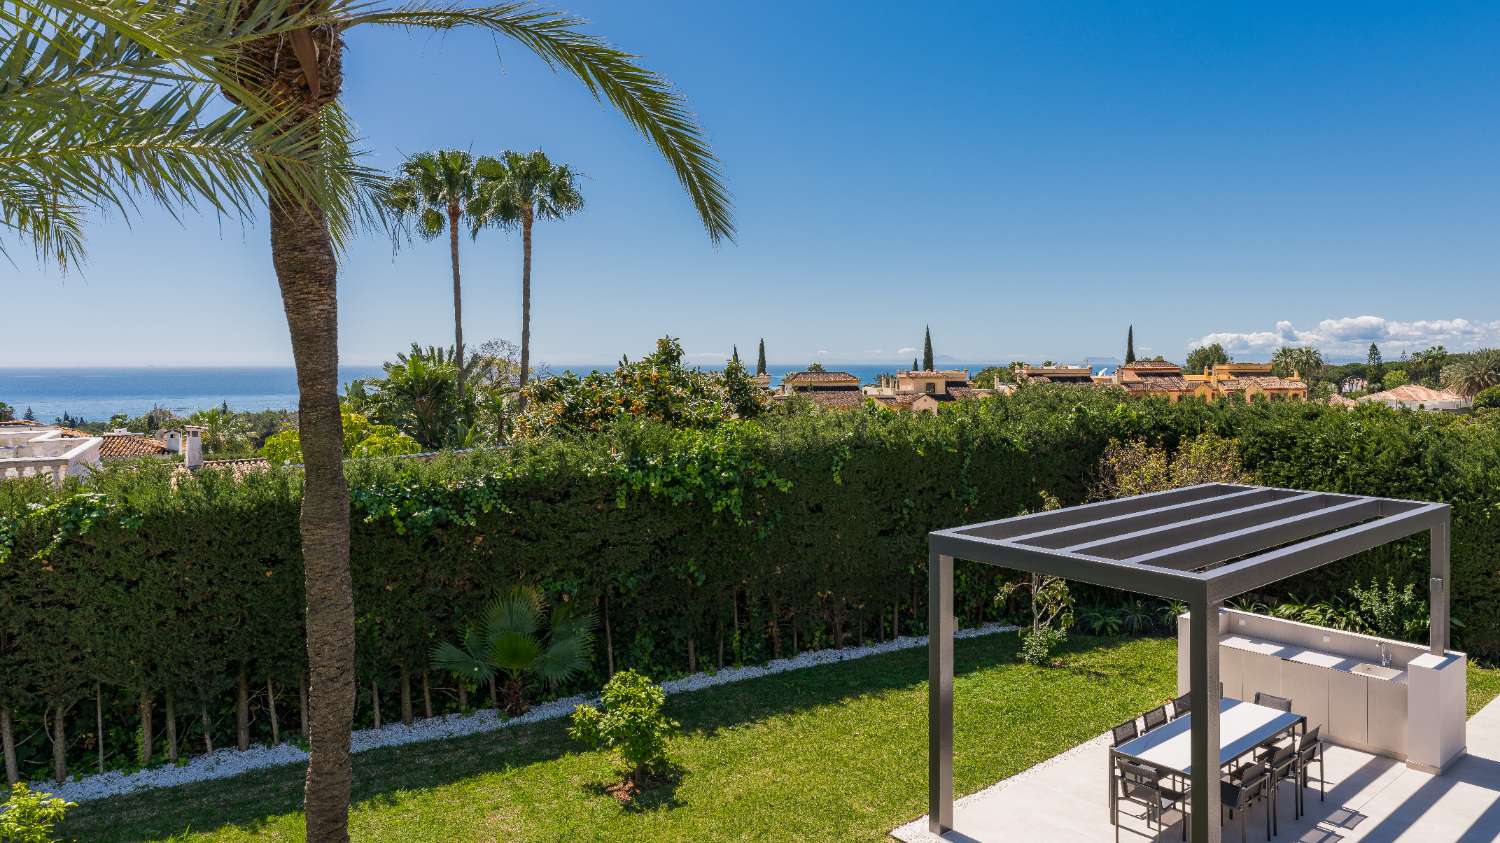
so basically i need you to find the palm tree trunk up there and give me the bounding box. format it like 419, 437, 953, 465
272, 191, 356, 842
448, 202, 465, 400
518, 208, 534, 410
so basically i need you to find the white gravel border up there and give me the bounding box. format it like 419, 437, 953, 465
32, 622, 1018, 804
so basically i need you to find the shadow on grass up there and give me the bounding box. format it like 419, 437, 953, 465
583, 762, 688, 813
63, 633, 1146, 842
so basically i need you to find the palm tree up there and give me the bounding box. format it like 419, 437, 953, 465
431, 586, 594, 716
222, 8, 729, 839
474, 150, 584, 407
1442, 349, 1500, 396
385, 151, 483, 398
12, 3, 732, 839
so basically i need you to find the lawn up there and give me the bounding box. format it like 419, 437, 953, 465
66, 634, 1178, 842
60, 636, 1500, 842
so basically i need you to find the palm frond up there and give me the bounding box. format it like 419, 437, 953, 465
484, 585, 542, 639
430, 634, 495, 686
344, 2, 733, 242
0, 2, 376, 266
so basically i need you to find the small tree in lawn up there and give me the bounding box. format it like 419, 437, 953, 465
570, 670, 680, 795
431, 587, 594, 715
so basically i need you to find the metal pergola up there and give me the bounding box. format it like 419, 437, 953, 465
926, 483, 1450, 843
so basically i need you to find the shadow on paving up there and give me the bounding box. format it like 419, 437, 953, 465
63, 633, 1142, 842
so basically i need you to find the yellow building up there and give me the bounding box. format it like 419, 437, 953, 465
1184, 362, 1308, 402
863, 370, 994, 413
1111, 361, 1198, 402
775, 370, 867, 408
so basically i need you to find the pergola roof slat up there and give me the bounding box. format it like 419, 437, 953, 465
1122, 496, 1384, 570
1007, 487, 1281, 548
1062, 490, 1338, 558
956, 483, 1243, 541
1202, 501, 1447, 600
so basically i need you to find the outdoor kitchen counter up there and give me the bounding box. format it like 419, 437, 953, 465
1220, 633, 1408, 685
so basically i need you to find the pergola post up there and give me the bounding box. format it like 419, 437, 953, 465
1430, 516, 1450, 655
928, 550, 954, 834
1188, 598, 1223, 843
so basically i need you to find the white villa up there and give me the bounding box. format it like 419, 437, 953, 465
0, 422, 207, 483
0, 422, 102, 482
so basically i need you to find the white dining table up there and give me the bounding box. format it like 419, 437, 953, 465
1108, 697, 1304, 825
1115, 698, 1303, 775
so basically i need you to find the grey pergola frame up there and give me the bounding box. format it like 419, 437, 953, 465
926, 482, 1450, 843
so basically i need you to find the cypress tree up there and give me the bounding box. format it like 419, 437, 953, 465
731, 345, 740, 365
912, 358, 919, 372
1125, 325, 1136, 364
922, 326, 934, 371
756, 339, 767, 376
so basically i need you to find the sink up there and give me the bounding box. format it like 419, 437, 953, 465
1352, 663, 1403, 681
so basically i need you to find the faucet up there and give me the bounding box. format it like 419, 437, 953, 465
1379, 642, 1391, 668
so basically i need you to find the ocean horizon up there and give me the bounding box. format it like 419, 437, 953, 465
0, 362, 1037, 423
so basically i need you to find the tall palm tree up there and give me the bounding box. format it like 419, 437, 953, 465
385, 150, 482, 397
474, 150, 583, 406
11, 3, 732, 840
221, 7, 730, 841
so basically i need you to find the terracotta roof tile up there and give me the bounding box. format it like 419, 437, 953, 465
99, 432, 169, 459
782, 370, 861, 386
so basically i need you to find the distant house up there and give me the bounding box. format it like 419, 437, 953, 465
1185, 362, 1308, 402
1017, 365, 1100, 385
1340, 377, 1369, 395
775, 370, 868, 409
864, 370, 995, 413
0, 422, 102, 482
1113, 361, 1198, 402
1359, 384, 1470, 412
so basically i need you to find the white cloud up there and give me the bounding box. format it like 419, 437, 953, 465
896, 346, 919, 355
1189, 315, 1500, 358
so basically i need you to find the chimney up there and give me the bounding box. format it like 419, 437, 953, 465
182, 426, 204, 469
161, 429, 182, 453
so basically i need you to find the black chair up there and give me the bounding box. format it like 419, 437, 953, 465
1115, 758, 1189, 842
1220, 762, 1272, 842
1253, 691, 1292, 712
1142, 704, 1168, 733
1263, 742, 1297, 831
1112, 717, 1140, 746
1170, 692, 1190, 720
1295, 724, 1326, 816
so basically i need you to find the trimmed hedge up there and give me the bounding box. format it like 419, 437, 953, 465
2, 387, 1498, 782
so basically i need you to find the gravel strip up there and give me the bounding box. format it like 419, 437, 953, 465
37, 622, 1017, 803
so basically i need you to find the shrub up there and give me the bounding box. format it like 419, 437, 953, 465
569, 670, 679, 787
429, 586, 595, 715
0, 783, 74, 843
1473, 386, 1500, 410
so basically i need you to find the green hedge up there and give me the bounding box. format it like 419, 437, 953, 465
2, 387, 1497, 781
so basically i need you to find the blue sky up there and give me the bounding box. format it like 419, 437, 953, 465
6, 1, 1499, 367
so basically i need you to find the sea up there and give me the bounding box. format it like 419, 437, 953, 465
0, 361, 1076, 424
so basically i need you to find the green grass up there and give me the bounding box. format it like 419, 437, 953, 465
64, 635, 1178, 842
1468, 660, 1500, 717
60, 639, 1500, 842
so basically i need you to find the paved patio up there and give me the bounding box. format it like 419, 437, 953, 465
893, 696, 1500, 843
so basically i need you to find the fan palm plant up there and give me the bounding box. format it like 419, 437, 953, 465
11, 4, 730, 838
431, 587, 595, 716
385, 151, 483, 398
1441, 349, 1500, 397
473, 150, 585, 407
